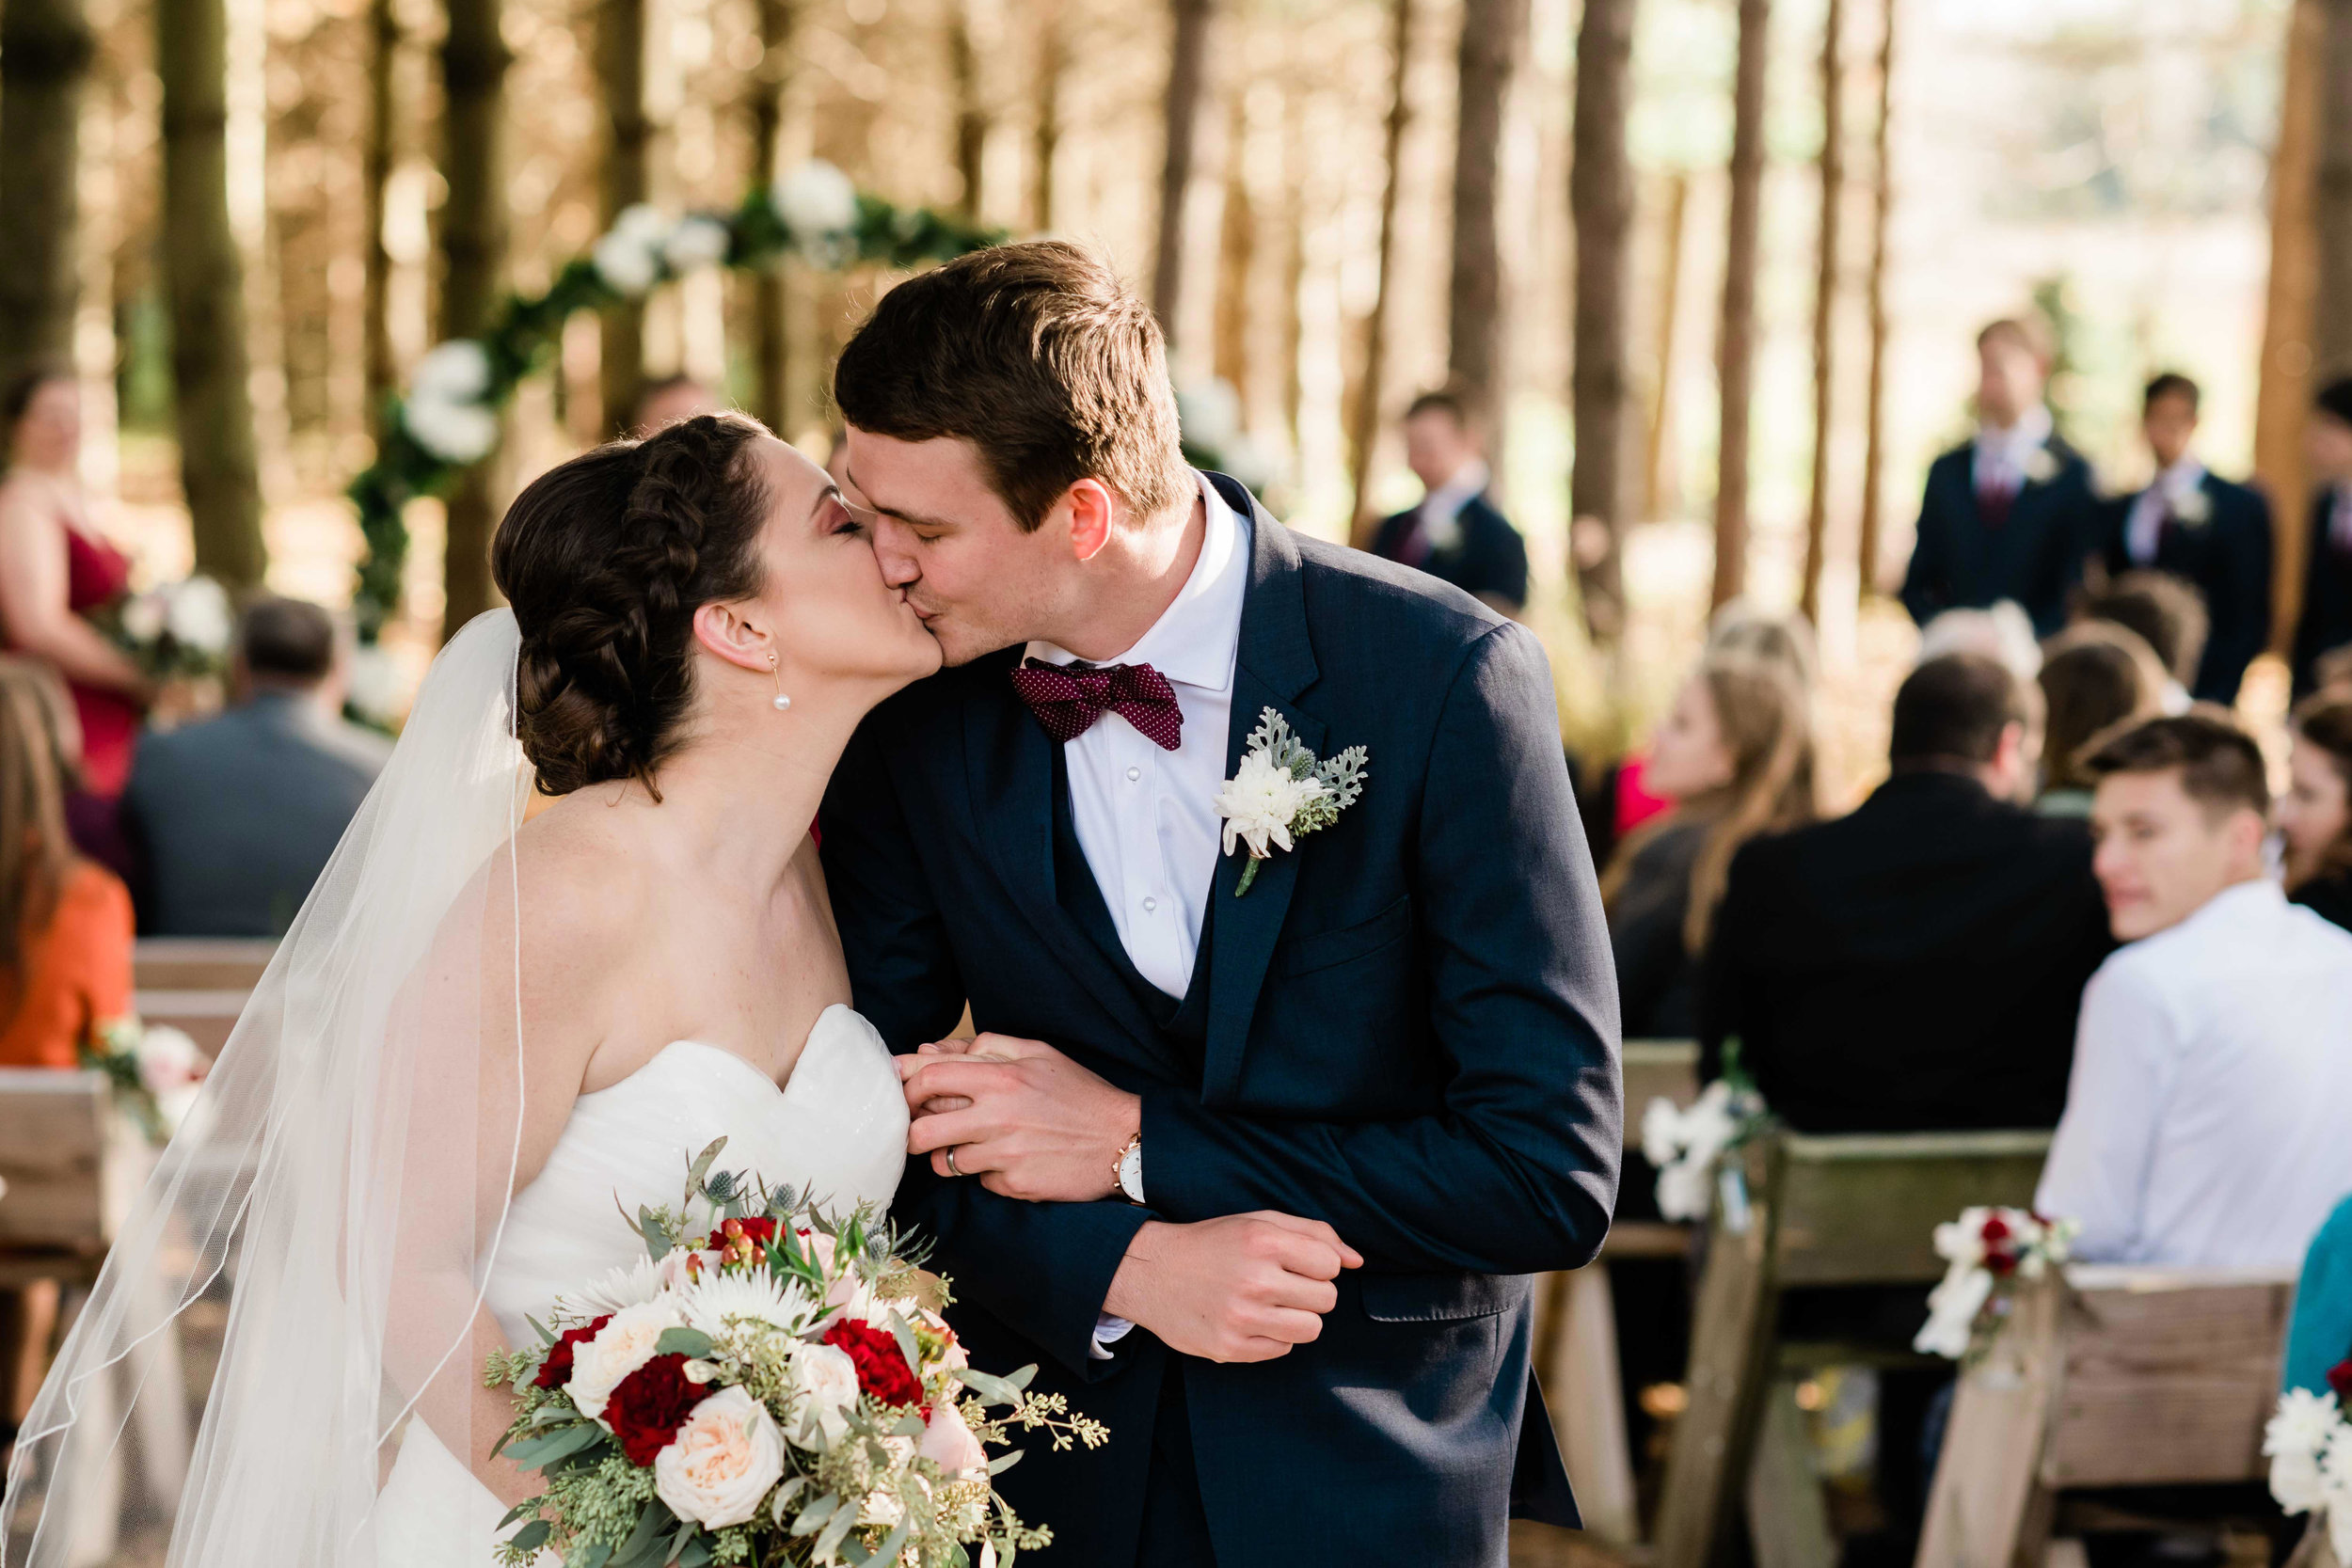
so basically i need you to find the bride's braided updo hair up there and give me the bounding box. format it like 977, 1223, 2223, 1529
492, 412, 772, 796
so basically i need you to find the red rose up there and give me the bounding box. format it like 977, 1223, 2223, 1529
823, 1319, 922, 1410
604, 1354, 702, 1465
2328, 1359, 2352, 1405
533, 1314, 613, 1391
1979, 1215, 2011, 1246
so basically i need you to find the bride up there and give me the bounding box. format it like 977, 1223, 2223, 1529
2, 413, 945, 1565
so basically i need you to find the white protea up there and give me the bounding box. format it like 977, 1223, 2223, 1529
677, 1269, 817, 1343
551, 1256, 668, 1323
662, 214, 732, 272
402, 394, 501, 464
1211, 751, 1328, 861
410, 340, 493, 405
771, 160, 859, 244
164, 577, 233, 655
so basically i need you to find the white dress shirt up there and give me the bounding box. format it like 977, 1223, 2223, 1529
2124, 457, 2207, 565
1025, 476, 1252, 1360
1023, 474, 1250, 1000
1411, 457, 1491, 557
2036, 879, 2352, 1270
1972, 404, 2055, 497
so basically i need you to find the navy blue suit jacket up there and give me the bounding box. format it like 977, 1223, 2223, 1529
2295, 488, 2352, 696
1368, 493, 1532, 610
1899, 437, 2098, 637
819, 474, 1621, 1567
2095, 471, 2273, 704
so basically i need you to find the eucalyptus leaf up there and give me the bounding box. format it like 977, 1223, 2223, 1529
527, 1314, 558, 1346
567, 1539, 612, 1568
792, 1494, 838, 1537
815, 1502, 860, 1561
987, 1449, 1024, 1476
508, 1519, 552, 1553
885, 1310, 923, 1387
607, 1497, 674, 1568
653, 1327, 714, 1359
953, 1367, 1016, 1403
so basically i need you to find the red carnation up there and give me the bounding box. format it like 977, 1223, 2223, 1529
533, 1314, 613, 1390
823, 1319, 922, 1409
604, 1354, 702, 1465
1979, 1215, 2019, 1276
2328, 1359, 2352, 1405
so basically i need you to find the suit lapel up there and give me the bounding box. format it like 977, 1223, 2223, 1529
961, 657, 1156, 1050
1200, 477, 1322, 1106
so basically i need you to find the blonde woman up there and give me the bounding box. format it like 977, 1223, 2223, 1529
1601, 654, 1817, 1037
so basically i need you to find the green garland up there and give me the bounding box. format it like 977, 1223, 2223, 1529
348, 178, 1004, 641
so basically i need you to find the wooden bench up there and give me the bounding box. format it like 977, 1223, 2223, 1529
1534, 1039, 1703, 1544
133, 937, 277, 993
133, 989, 249, 1062
1654, 1128, 2053, 1568
1916, 1265, 2296, 1568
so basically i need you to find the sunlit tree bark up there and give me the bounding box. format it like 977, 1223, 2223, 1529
1569, 0, 1637, 641
1856, 0, 1898, 603
596, 0, 650, 437
439, 0, 509, 632
0, 0, 94, 392
1448, 0, 1529, 446
1713, 0, 1771, 610
1152, 0, 1216, 348
1801, 0, 1845, 624
2259, 0, 2322, 650
1347, 0, 1416, 547
750, 0, 796, 435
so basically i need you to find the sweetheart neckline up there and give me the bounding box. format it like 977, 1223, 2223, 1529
577, 1005, 858, 1104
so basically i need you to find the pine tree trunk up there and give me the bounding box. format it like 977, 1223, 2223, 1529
1801, 0, 1845, 624
1030, 0, 1063, 230
2315, 0, 2352, 374
1152, 0, 1216, 348
1347, 0, 1415, 547
1568, 0, 1636, 641
0, 0, 94, 392
157, 0, 267, 590
596, 0, 650, 437
363, 0, 399, 440
1212, 98, 1254, 409
950, 0, 987, 221
2259, 0, 2323, 653
440, 0, 509, 634
1856, 0, 1897, 603
1713, 0, 1772, 610
1448, 0, 1528, 446
1645, 172, 1691, 521
751, 0, 795, 435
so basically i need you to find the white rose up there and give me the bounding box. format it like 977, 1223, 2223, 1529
1912, 1266, 1993, 1358
135, 1024, 207, 1096
783, 1340, 861, 1447
120, 591, 167, 645
166, 578, 234, 655
1931, 1208, 1992, 1268
917, 1401, 988, 1481
593, 230, 661, 296
410, 340, 492, 404
1655, 1157, 1713, 1224
771, 161, 859, 241
652, 1386, 786, 1528
566, 1299, 683, 1422
1212, 752, 1327, 860
402, 394, 500, 464
1640, 1096, 1686, 1167
663, 215, 732, 272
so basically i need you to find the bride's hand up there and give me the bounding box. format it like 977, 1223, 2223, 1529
898, 1035, 1139, 1202
903, 1037, 980, 1115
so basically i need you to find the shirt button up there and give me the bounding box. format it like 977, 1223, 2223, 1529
1126, 766, 1141, 782
1142, 896, 1158, 912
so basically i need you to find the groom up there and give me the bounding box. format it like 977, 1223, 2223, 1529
818, 242, 1621, 1565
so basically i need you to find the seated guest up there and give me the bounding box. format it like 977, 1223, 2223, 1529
1368, 389, 1529, 615
2096, 373, 2272, 704
1900, 318, 2099, 638
2283, 1195, 2352, 1398
1702, 652, 2112, 1131
121, 597, 390, 937
2296, 378, 2352, 696
2038, 714, 2352, 1267
1919, 600, 2042, 684
2034, 623, 2164, 817
2281, 692, 2352, 931
2083, 571, 2203, 713
1602, 654, 1814, 1038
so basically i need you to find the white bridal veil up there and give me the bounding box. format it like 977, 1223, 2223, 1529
3, 610, 536, 1566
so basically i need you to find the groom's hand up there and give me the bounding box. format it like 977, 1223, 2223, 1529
1102, 1214, 1364, 1363
898, 1035, 1139, 1202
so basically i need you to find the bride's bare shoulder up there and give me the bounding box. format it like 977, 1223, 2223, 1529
508, 795, 655, 959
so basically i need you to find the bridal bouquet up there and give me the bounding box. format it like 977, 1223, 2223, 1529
103, 575, 234, 681
485, 1138, 1106, 1568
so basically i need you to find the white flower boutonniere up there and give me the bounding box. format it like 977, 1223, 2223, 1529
1213, 708, 1368, 895
2021, 446, 2060, 487
2170, 487, 2213, 526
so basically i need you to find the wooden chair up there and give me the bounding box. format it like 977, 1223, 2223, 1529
1534, 1039, 1703, 1544
1915, 1264, 2296, 1568
132, 937, 277, 993
1654, 1128, 2053, 1568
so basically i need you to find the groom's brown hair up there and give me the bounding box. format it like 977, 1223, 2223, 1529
831, 241, 1191, 531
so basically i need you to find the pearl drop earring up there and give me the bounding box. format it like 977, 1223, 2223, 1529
769, 653, 791, 712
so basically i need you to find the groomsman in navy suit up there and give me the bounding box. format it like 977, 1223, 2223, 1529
2295, 378, 2352, 696
1900, 318, 2100, 638
2096, 373, 2272, 705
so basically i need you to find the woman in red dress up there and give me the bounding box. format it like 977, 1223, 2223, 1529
0, 371, 149, 802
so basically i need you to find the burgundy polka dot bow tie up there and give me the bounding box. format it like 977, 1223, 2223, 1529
1009, 657, 1184, 751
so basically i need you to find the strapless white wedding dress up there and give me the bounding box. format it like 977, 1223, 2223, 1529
369, 1006, 909, 1565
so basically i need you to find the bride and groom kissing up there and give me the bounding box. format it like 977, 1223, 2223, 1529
6, 242, 1622, 1568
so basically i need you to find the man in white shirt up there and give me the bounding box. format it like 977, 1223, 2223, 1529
1366, 390, 1529, 615
2037, 712, 2352, 1268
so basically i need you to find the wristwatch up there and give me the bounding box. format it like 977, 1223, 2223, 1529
1113, 1131, 1145, 1204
